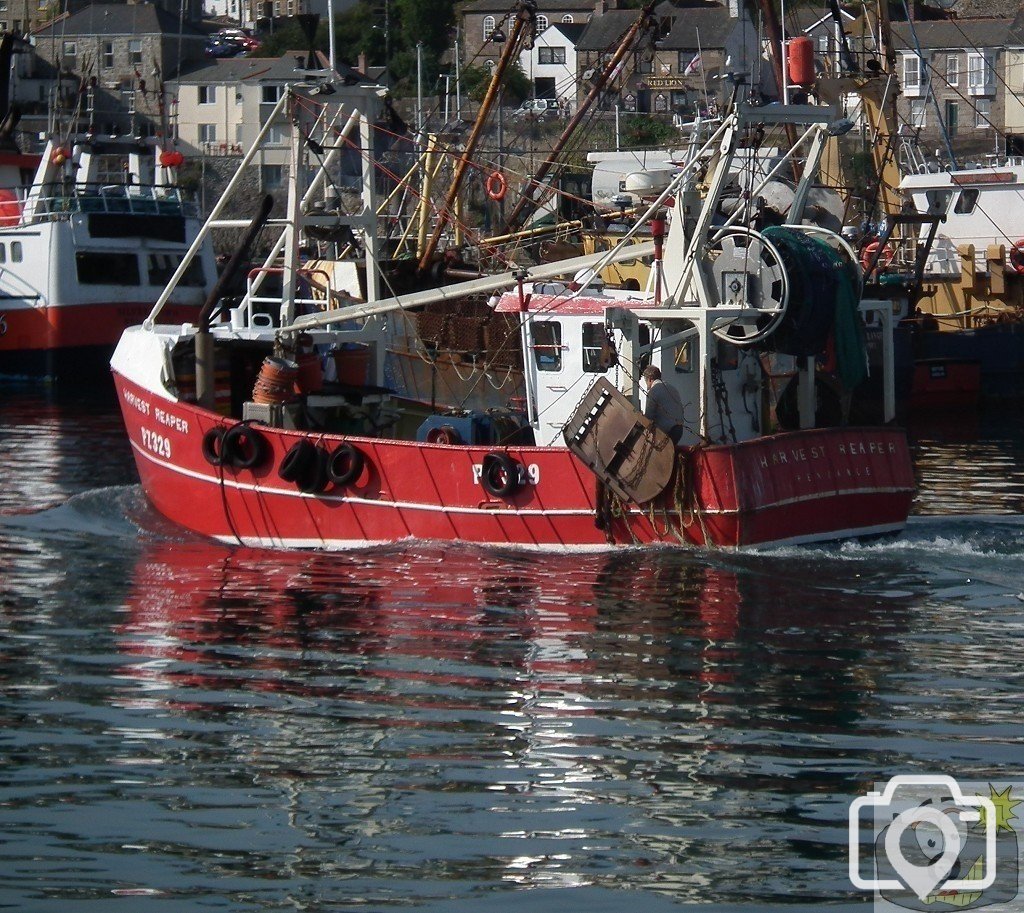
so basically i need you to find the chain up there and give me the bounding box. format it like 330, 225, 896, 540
710, 357, 737, 444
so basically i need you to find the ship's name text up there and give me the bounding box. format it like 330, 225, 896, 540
759, 439, 898, 468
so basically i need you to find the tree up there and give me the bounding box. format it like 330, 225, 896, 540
462, 63, 531, 105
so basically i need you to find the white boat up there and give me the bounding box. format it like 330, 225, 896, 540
0, 134, 215, 381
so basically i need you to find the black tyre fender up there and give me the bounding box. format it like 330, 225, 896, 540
298, 446, 330, 494
327, 443, 365, 487
481, 452, 523, 498
222, 424, 268, 470
279, 439, 316, 483
201, 426, 227, 466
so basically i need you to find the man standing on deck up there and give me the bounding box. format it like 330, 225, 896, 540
642, 365, 686, 444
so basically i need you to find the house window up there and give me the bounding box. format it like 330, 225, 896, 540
817, 34, 829, 54
967, 52, 993, 94
103, 41, 114, 69
909, 98, 926, 128
266, 124, 287, 145
261, 84, 282, 104
235, 122, 244, 143
634, 52, 653, 75
198, 123, 217, 143
532, 321, 562, 371
129, 39, 142, 66
199, 85, 216, 105
975, 98, 991, 129
902, 53, 921, 90
562, 14, 573, 22
654, 93, 668, 113
538, 46, 566, 65
122, 88, 135, 114
482, 15, 495, 41
62, 40, 76, 61
946, 54, 959, 86
261, 164, 284, 189
536, 14, 548, 31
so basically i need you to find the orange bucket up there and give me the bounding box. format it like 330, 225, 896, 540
294, 351, 324, 394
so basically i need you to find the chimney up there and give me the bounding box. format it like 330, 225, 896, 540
357, 51, 367, 74
594, 0, 608, 14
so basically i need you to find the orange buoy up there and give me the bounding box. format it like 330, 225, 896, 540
50, 146, 71, 166
1009, 239, 1024, 274
861, 240, 896, 274
485, 171, 508, 202
787, 36, 815, 88
159, 149, 185, 168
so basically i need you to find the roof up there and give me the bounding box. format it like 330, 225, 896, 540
174, 53, 366, 84
660, 5, 733, 50
35, 3, 205, 37
575, 2, 734, 52
890, 18, 1014, 51
462, 0, 596, 11
575, 9, 637, 51
549, 21, 587, 42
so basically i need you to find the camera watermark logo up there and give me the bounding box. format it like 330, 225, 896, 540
850, 775, 1023, 911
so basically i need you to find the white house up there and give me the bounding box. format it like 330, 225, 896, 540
518, 22, 586, 103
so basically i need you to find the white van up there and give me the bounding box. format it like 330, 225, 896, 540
512, 99, 559, 118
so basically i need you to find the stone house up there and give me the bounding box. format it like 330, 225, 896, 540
31, 2, 207, 135
461, 0, 596, 69
575, 1, 746, 114
891, 18, 1011, 161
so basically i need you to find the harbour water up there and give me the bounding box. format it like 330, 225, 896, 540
2, 386, 1024, 911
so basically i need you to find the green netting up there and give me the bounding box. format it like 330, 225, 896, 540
761, 226, 866, 389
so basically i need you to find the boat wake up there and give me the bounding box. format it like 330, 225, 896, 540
0, 484, 197, 545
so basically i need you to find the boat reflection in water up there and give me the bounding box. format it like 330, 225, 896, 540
113, 537, 912, 902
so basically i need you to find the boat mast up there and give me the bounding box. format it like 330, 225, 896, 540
503, 2, 657, 233
417, 0, 537, 273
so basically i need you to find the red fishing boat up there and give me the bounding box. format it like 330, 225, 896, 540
111, 72, 914, 550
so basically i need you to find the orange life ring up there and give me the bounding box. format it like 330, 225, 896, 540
860, 240, 895, 273
485, 171, 508, 202
1009, 239, 1024, 274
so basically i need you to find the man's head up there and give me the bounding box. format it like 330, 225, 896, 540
642, 365, 661, 389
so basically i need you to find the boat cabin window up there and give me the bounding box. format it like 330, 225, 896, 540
925, 189, 952, 214
954, 189, 979, 214
0, 244, 6, 264
10, 242, 21, 262
148, 253, 205, 287
717, 340, 739, 370
76, 252, 140, 285
582, 322, 612, 373
674, 339, 695, 372
532, 321, 562, 371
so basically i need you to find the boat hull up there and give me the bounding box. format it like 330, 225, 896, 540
1, 301, 202, 380
112, 373, 916, 550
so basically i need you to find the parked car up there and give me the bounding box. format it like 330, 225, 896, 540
511, 99, 559, 119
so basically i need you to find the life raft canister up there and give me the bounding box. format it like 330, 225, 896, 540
861, 240, 895, 273
787, 36, 815, 88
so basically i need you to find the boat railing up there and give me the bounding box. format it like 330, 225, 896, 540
241, 266, 335, 329
24, 183, 199, 221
